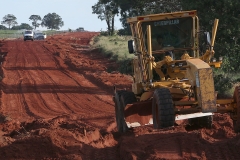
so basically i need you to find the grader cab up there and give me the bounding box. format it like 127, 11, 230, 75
113, 10, 240, 133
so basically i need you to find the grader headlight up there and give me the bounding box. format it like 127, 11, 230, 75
212, 58, 217, 63
219, 56, 223, 61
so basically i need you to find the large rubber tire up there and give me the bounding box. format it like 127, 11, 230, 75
188, 116, 213, 129
152, 88, 175, 129
114, 90, 127, 132
233, 86, 240, 132
120, 91, 137, 132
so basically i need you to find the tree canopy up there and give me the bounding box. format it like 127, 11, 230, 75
0, 25, 7, 30
181, 0, 240, 73
1, 14, 18, 29
29, 15, 42, 29
11, 23, 33, 30
41, 13, 64, 30
92, 0, 118, 35
93, 0, 182, 35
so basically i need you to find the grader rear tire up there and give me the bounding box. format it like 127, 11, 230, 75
120, 91, 137, 132
152, 88, 175, 129
233, 86, 240, 132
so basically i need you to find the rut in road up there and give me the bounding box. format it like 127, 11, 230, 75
1, 40, 115, 129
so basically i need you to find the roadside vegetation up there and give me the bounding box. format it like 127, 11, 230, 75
92, 33, 134, 73
0, 30, 22, 39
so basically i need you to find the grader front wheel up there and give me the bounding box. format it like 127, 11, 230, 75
233, 86, 240, 132
152, 88, 175, 129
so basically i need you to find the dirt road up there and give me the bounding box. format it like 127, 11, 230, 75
0, 32, 240, 159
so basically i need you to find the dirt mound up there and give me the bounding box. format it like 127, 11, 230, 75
0, 32, 240, 159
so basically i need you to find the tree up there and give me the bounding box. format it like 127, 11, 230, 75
180, 0, 240, 73
0, 25, 7, 30
11, 23, 33, 30
29, 15, 42, 29
1, 14, 18, 29
92, 0, 118, 35
111, 0, 182, 35
41, 13, 64, 30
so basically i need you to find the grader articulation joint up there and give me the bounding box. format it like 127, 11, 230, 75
113, 10, 240, 133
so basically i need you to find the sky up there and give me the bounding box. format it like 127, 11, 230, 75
0, 0, 123, 31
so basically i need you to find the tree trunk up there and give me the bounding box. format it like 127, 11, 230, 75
106, 17, 111, 36
111, 16, 115, 35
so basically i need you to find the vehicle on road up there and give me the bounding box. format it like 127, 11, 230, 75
34, 32, 46, 40
23, 30, 34, 41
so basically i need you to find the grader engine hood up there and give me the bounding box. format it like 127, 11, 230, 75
186, 58, 217, 112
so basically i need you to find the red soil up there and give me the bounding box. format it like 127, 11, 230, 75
0, 32, 239, 160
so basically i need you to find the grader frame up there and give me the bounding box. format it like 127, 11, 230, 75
113, 10, 240, 133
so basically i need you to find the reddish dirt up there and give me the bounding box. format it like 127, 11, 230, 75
0, 32, 240, 160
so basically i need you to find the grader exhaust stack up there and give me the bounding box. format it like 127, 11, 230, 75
113, 10, 240, 133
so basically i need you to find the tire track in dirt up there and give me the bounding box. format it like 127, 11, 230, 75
2, 40, 40, 119
1, 39, 115, 129
14, 41, 61, 118
2, 41, 76, 119
23, 42, 75, 116
41, 38, 117, 128
37, 42, 114, 117
23, 41, 112, 120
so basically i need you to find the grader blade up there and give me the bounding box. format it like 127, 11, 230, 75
124, 101, 152, 127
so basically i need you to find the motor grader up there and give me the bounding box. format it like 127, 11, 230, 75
113, 10, 240, 133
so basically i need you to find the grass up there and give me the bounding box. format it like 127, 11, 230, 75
0, 30, 22, 39
93, 35, 134, 61
92, 35, 135, 73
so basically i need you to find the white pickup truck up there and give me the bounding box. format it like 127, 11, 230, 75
23, 30, 34, 41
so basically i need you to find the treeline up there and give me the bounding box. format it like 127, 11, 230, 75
0, 13, 64, 30
92, 0, 240, 93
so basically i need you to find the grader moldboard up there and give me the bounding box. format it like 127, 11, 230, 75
113, 10, 240, 133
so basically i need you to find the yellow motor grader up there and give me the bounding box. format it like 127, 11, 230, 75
113, 10, 240, 133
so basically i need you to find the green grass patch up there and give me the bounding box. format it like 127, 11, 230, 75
92, 35, 135, 73
0, 30, 22, 39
